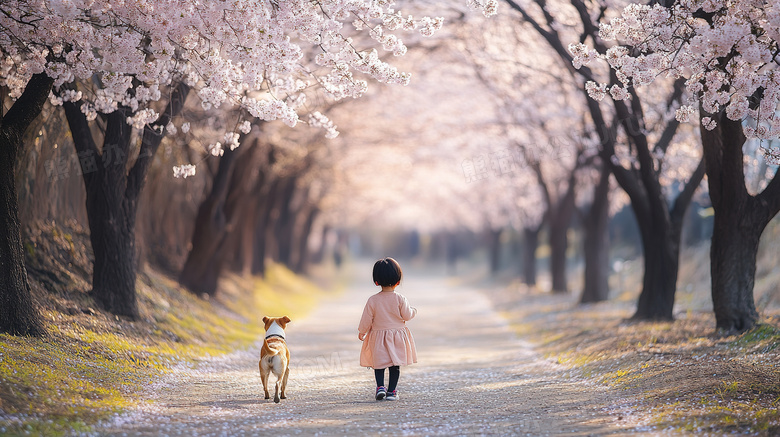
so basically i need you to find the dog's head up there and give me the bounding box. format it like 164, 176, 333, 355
262, 315, 291, 331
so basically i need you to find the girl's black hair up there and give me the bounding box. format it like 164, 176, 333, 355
373, 257, 403, 286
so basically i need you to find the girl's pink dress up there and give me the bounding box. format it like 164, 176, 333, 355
358, 290, 417, 369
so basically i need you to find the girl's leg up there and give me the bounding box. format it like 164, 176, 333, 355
388, 366, 400, 392
374, 368, 385, 387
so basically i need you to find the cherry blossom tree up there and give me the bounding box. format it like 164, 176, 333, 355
455, 12, 614, 296
0, 0, 496, 332
504, 0, 705, 319
579, 0, 780, 332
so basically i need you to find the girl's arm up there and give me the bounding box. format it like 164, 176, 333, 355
357, 299, 374, 340
399, 295, 417, 321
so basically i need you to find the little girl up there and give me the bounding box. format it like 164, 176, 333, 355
358, 257, 417, 401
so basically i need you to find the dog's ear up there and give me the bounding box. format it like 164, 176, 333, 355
282, 316, 291, 324
262, 316, 269, 324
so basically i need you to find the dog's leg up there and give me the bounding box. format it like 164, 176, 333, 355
260, 363, 271, 400
274, 380, 280, 403
280, 366, 290, 399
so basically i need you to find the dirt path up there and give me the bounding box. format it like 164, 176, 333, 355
98, 271, 658, 436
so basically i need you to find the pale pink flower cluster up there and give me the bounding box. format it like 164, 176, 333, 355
173, 164, 197, 179
308, 111, 339, 139
127, 108, 160, 130
467, 0, 500, 17
761, 145, 780, 165
223, 132, 241, 151
242, 97, 299, 128
570, 0, 780, 140
1, 0, 489, 130
1, 0, 497, 179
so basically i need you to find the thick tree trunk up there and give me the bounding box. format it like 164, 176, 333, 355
0, 143, 45, 335
580, 164, 611, 303
488, 228, 502, 274
64, 83, 189, 318
81, 110, 139, 317
0, 73, 54, 336
631, 211, 680, 320
700, 114, 780, 333
87, 197, 138, 317
522, 226, 540, 287
710, 210, 762, 332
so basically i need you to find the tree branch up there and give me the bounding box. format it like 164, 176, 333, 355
126, 82, 190, 202
2, 73, 53, 140
670, 156, 705, 225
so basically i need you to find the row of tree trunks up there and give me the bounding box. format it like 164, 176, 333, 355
0, 73, 54, 336
177, 140, 323, 296
177, 144, 242, 296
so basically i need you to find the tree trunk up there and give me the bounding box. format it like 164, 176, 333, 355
631, 208, 681, 320
488, 228, 502, 274
700, 114, 780, 333
252, 178, 282, 275
0, 142, 45, 335
588, 93, 704, 321
80, 110, 139, 317
63, 83, 189, 318
580, 164, 611, 303
293, 207, 318, 273
272, 177, 298, 267
178, 147, 239, 296
548, 220, 568, 293
530, 160, 577, 293
0, 73, 54, 336
522, 226, 540, 287
710, 210, 762, 332
549, 186, 577, 293
86, 196, 138, 317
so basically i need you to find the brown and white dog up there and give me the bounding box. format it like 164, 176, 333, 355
259, 316, 291, 403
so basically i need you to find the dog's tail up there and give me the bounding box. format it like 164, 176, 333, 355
263, 338, 285, 354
